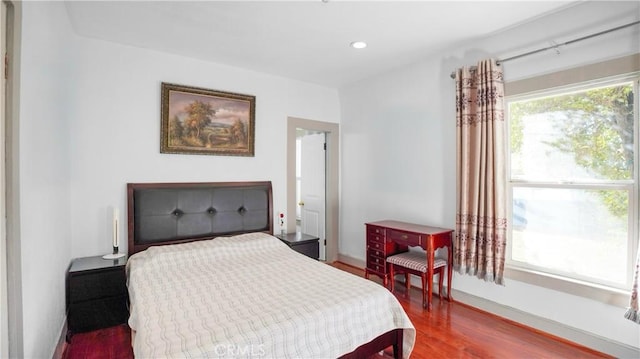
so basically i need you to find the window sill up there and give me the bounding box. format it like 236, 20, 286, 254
504, 266, 631, 308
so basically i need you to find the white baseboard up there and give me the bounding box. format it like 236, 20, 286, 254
335, 253, 639, 358
337, 254, 365, 268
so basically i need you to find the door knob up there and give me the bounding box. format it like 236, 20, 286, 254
298, 201, 305, 206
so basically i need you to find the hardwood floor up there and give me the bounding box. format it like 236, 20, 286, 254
62, 324, 132, 359
332, 262, 611, 359
63, 262, 611, 359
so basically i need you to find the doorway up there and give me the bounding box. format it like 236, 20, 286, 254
286, 117, 339, 263
296, 130, 326, 260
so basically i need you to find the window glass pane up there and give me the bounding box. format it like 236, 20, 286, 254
510, 82, 634, 182
511, 187, 629, 286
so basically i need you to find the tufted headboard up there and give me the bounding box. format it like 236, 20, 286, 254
127, 181, 273, 255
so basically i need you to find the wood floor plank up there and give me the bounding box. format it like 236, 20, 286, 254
62, 324, 133, 359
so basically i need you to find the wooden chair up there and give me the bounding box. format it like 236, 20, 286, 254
387, 250, 446, 309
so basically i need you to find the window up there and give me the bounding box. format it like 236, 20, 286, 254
506, 75, 639, 291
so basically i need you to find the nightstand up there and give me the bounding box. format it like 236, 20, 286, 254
66, 255, 129, 338
276, 232, 320, 260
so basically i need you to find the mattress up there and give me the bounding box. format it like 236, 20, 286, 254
126, 232, 415, 358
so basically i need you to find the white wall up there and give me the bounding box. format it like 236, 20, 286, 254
19, 2, 75, 358
18, 2, 340, 357
339, 0, 639, 354
67, 21, 340, 259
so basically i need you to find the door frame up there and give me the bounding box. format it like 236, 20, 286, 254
287, 117, 339, 262
3, 1, 21, 357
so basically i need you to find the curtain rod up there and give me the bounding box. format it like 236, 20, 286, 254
449, 20, 640, 79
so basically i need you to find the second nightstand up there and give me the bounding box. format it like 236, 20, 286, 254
276, 232, 320, 260
66, 255, 129, 338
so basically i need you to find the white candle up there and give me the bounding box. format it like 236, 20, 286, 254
113, 208, 119, 248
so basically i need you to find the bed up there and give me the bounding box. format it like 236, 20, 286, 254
126, 181, 415, 358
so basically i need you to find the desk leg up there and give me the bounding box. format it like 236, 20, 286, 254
427, 249, 434, 311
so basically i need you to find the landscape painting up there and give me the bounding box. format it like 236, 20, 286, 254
161, 83, 255, 156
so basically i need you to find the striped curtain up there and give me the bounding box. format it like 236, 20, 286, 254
625, 248, 640, 323
454, 59, 508, 285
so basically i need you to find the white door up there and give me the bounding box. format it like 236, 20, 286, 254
300, 132, 326, 260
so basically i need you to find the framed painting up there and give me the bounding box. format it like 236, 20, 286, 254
161, 83, 256, 156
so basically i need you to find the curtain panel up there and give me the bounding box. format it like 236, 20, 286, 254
454, 59, 508, 285
625, 248, 640, 323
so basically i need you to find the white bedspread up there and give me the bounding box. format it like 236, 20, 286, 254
127, 232, 415, 358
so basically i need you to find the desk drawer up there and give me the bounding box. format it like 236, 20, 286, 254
367, 226, 386, 244
366, 261, 387, 274
367, 240, 387, 251
368, 248, 385, 258
367, 225, 386, 236
388, 230, 421, 247
367, 252, 386, 267
367, 233, 385, 246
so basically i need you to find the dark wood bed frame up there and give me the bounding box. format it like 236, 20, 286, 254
127, 181, 404, 358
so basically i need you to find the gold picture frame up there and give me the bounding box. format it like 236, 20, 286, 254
161, 82, 255, 156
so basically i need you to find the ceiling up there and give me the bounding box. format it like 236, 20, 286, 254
64, 1, 577, 88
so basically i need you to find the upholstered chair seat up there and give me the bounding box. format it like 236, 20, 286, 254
386, 250, 446, 308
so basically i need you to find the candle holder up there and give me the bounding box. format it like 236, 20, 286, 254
102, 246, 125, 259
103, 206, 126, 260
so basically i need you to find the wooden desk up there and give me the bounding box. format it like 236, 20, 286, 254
365, 220, 454, 310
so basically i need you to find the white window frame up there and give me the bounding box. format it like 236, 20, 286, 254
503, 54, 640, 307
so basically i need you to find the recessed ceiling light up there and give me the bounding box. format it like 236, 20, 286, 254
350, 41, 367, 49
